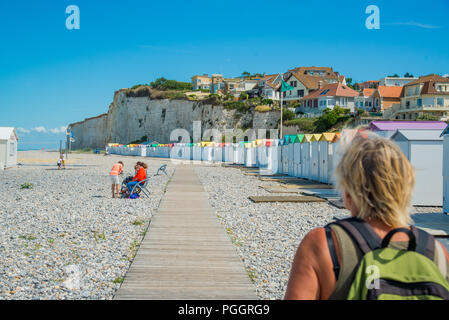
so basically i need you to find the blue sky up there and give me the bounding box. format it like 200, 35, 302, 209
0, 0, 448, 149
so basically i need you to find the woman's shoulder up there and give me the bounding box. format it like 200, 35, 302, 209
299, 227, 328, 256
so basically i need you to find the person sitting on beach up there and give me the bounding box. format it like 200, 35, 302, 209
109, 161, 124, 198
126, 161, 148, 195
284, 131, 449, 300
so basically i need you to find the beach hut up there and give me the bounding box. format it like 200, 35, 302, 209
287, 136, 296, 177
223, 143, 233, 163
0, 127, 18, 169
193, 143, 202, 161
293, 134, 304, 177
318, 133, 338, 184
201, 142, 214, 162
301, 134, 313, 179
213, 143, 223, 163
257, 141, 267, 168
266, 139, 281, 174
244, 143, 257, 167
441, 125, 449, 214
367, 121, 447, 139
310, 134, 322, 182
281, 142, 289, 174
391, 129, 444, 206
234, 143, 244, 164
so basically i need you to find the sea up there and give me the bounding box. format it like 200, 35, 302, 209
18, 143, 62, 152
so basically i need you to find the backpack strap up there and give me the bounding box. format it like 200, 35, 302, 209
381, 228, 417, 251
330, 217, 382, 254
411, 226, 435, 261
324, 225, 340, 281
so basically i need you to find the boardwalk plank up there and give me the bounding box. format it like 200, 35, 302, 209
114, 165, 256, 300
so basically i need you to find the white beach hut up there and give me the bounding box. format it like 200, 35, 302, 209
441, 125, 449, 214
244, 143, 257, 167
281, 143, 288, 174
392, 129, 444, 206
269, 140, 281, 174
292, 135, 303, 178
193, 144, 202, 161
288, 139, 295, 177
310, 134, 322, 182
0, 127, 18, 169
318, 133, 339, 184
301, 134, 313, 180
224, 144, 233, 163
235, 143, 245, 164
213, 144, 223, 163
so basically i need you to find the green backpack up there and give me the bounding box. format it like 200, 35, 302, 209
325, 217, 449, 300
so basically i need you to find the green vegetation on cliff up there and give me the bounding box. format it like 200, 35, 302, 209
284, 106, 353, 133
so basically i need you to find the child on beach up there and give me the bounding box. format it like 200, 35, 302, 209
61, 152, 66, 169
109, 161, 124, 198
57, 157, 62, 170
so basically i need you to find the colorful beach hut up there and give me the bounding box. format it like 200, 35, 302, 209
310, 134, 322, 182
367, 121, 447, 139
318, 133, 338, 184
244, 142, 257, 167
301, 134, 314, 180
293, 134, 304, 177
392, 129, 444, 206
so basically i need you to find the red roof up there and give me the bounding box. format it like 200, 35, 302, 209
362, 88, 375, 97
300, 83, 359, 100
377, 86, 403, 98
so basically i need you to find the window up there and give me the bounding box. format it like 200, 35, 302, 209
298, 89, 304, 97
320, 89, 330, 95
414, 86, 419, 95
437, 98, 444, 106
417, 99, 422, 107
10, 142, 15, 156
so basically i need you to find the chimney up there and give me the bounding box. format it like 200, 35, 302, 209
318, 81, 323, 89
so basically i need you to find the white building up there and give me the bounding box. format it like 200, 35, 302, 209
354, 88, 375, 111
0, 127, 18, 169
379, 76, 418, 87
391, 129, 443, 206
298, 82, 359, 116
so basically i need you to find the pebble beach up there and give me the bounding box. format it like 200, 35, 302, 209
0, 151, 444, 300
195, 166, 444, 300
0, 151, 174, 300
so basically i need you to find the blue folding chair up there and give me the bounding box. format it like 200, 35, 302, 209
155, 164, 168, 176
129, 178, 151, 198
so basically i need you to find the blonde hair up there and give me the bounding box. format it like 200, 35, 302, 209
334, 130, 415, 227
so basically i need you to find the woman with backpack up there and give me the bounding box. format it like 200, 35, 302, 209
284, 131, 449, 300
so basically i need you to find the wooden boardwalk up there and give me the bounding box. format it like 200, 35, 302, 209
114, 165, 256, 300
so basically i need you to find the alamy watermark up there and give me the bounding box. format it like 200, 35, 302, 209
365, 265, 380, 290
365, 5, 380, 30
66, 5, 80, 30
